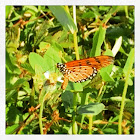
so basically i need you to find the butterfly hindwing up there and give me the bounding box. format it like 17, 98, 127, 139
67, 66, 97, 82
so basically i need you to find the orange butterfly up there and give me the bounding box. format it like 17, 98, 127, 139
57, 55, 114, 90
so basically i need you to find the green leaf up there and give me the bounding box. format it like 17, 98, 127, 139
100, 71, 114, 82
44, 45, 61, 72
123, 48, 134, 76
6, 78, 28, 94
100, 65, 114, 82
48, 6, 77, 34
103, 49, 114, 56
29, 52, 48, 72
6, 124, 20, 134
23, 6, 38, 13
13, 78, 28, 87
33, 65, 46, 93
6, 104, 23, 124
102, 6, 119, 24
106, 26, 131, 39
82, 11, 95, 19
90, 26, 106, 57
112, 36, 122, 56
66, 82, 83, 91
34, 64, 44, 74
34, 20, 49, 46
17, 91, 27, 100
6, 26, 20, 53
20, 63, 35, 74
77, 103, 105, 115
119, 46, 128, 56
110, 96, 134, 103
6, 51, 18, 73
61, 91, 73, 109
110, 96, 135, 113
6, 78, 29, 101
39, 42, 49, 50
6, 90, 17, 101
103, 128, 117, 134
99, 6, 111, 11
6, 6, 13, 19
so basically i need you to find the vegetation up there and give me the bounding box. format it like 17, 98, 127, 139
6, 6, 134, 134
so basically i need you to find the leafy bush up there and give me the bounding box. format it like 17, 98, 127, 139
6, 6, 134, 134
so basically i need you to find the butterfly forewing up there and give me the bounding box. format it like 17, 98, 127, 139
65, 56, 114, 70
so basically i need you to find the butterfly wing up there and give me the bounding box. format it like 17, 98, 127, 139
89, 56, 114, 70
61, 66, 97, 89
59, 55, 114, 90
66, 66, 97, 82
65, 56, 114, 70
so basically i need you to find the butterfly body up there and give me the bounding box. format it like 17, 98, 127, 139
57, 56, 114, 89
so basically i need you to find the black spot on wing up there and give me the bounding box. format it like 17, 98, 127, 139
78, 62, 82, 66
86, 60, 91, 65
94, 57, 101, 63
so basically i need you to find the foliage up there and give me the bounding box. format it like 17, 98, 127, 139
6, 6, 134, 134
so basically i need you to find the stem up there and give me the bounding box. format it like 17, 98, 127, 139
124, 6, 129, 18
73, 6, 80, 60
30, 86, 35, 106
72, 92, 77, 134
96, 81, 105, 102
78, 92, 89, 134
88, 115, 93, 134
118, 49, 134, 134
73, 32, 79, 60
39, 88, 45, 135
71, 5, 79, 135
39, 100, 44, 134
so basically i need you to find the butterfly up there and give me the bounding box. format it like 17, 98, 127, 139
57, 55, 114, 90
